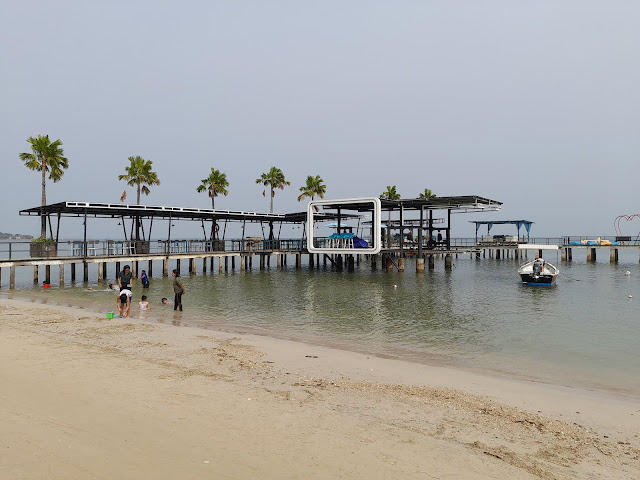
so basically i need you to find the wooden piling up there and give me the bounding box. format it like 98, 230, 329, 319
219, 257, 223, 273
163, 258, 168, 277
98, 262, 104, 281
398, 258, 405, 271
176, 259, 181, 273
240, 255, 245, 270
148, 260, 152, 278
416, 257, 425, 272
428, 255, 435, 270
46, 265, 51, 284
225, 256, 228, 271
232, 256, 236, 270
83, 262, 88, 282
59, 265, 65, 286
444, 254, 452, 271
10, 266, 16, 289
34, 265, 39, 284
71, 263, 76, 282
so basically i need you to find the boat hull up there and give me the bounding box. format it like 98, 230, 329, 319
519, 273, 556, 285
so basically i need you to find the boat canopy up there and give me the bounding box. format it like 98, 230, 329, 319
471, 220, 534, 236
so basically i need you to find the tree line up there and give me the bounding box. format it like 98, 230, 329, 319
19, 134, 435, 238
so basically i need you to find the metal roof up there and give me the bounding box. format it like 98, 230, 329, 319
319, 195, 501, 213
380, 195, 502, 211
19, 201, 315, 223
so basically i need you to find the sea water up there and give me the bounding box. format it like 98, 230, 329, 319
4, 250, 640, 397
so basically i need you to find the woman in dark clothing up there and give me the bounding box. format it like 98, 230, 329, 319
172, 269, 185, 311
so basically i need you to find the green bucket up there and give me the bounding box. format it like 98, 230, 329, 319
106, 312, 114, 319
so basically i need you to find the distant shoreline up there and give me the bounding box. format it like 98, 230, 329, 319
0, 232, 33, 240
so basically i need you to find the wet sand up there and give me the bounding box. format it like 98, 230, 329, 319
1, 299, 639, 479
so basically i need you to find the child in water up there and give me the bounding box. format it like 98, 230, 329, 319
139, 295, 150, 310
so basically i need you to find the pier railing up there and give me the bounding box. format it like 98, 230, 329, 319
4, 235, 636, 261
0, 238, 310, 261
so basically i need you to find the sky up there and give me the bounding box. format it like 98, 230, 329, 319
2, 1, 640, 239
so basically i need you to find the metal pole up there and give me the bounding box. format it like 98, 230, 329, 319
167, 211, 172, 255
399, 203, 404, 257
418, 207, 423, 258
83, 210, 87, 260
55, 213, 61, 242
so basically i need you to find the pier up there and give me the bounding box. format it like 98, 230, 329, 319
3, 199, 638, 289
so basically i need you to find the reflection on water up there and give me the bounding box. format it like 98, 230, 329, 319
4, 252, 640, 396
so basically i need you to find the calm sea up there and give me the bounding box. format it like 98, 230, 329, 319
4, 250, 640, 397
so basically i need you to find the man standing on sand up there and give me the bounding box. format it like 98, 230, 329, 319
172, 269, 185, 311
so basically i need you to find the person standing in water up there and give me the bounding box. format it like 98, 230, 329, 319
139, 269, 150, 289
172, 269, 185, 311
118, 265, 134, 292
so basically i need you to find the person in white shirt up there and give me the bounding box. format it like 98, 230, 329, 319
117, 288, 132, 317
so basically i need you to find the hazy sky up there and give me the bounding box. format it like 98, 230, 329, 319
2, 1, 639, 238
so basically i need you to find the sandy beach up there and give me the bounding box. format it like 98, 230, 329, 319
1, 299, 639, 479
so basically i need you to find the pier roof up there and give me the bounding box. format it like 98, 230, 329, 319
319, 195, 501, 213
470, 220, 534, 233
19, 201, 321, 224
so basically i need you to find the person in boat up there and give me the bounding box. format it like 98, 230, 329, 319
533, 259, 544, 276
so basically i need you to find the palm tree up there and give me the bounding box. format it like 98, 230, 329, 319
118, 156, 160, 205
19, 135, 69, 237
118, 156, 160, 242
196, 168, 229, 209
380, 186, 401, 242
255, 167, 290, 213
297, 175, 326, 202
418, 188, 436, 199
380, 185, 401, 200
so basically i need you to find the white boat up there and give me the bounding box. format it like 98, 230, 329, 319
517, 258, 559, 285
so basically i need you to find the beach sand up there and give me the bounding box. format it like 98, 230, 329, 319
1, 299, 638, 479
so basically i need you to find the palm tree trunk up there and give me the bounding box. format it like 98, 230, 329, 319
135, 185, 141, 241
41, 156, 47, 237
211, 195, 216, 239
270, 185, 274, 213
